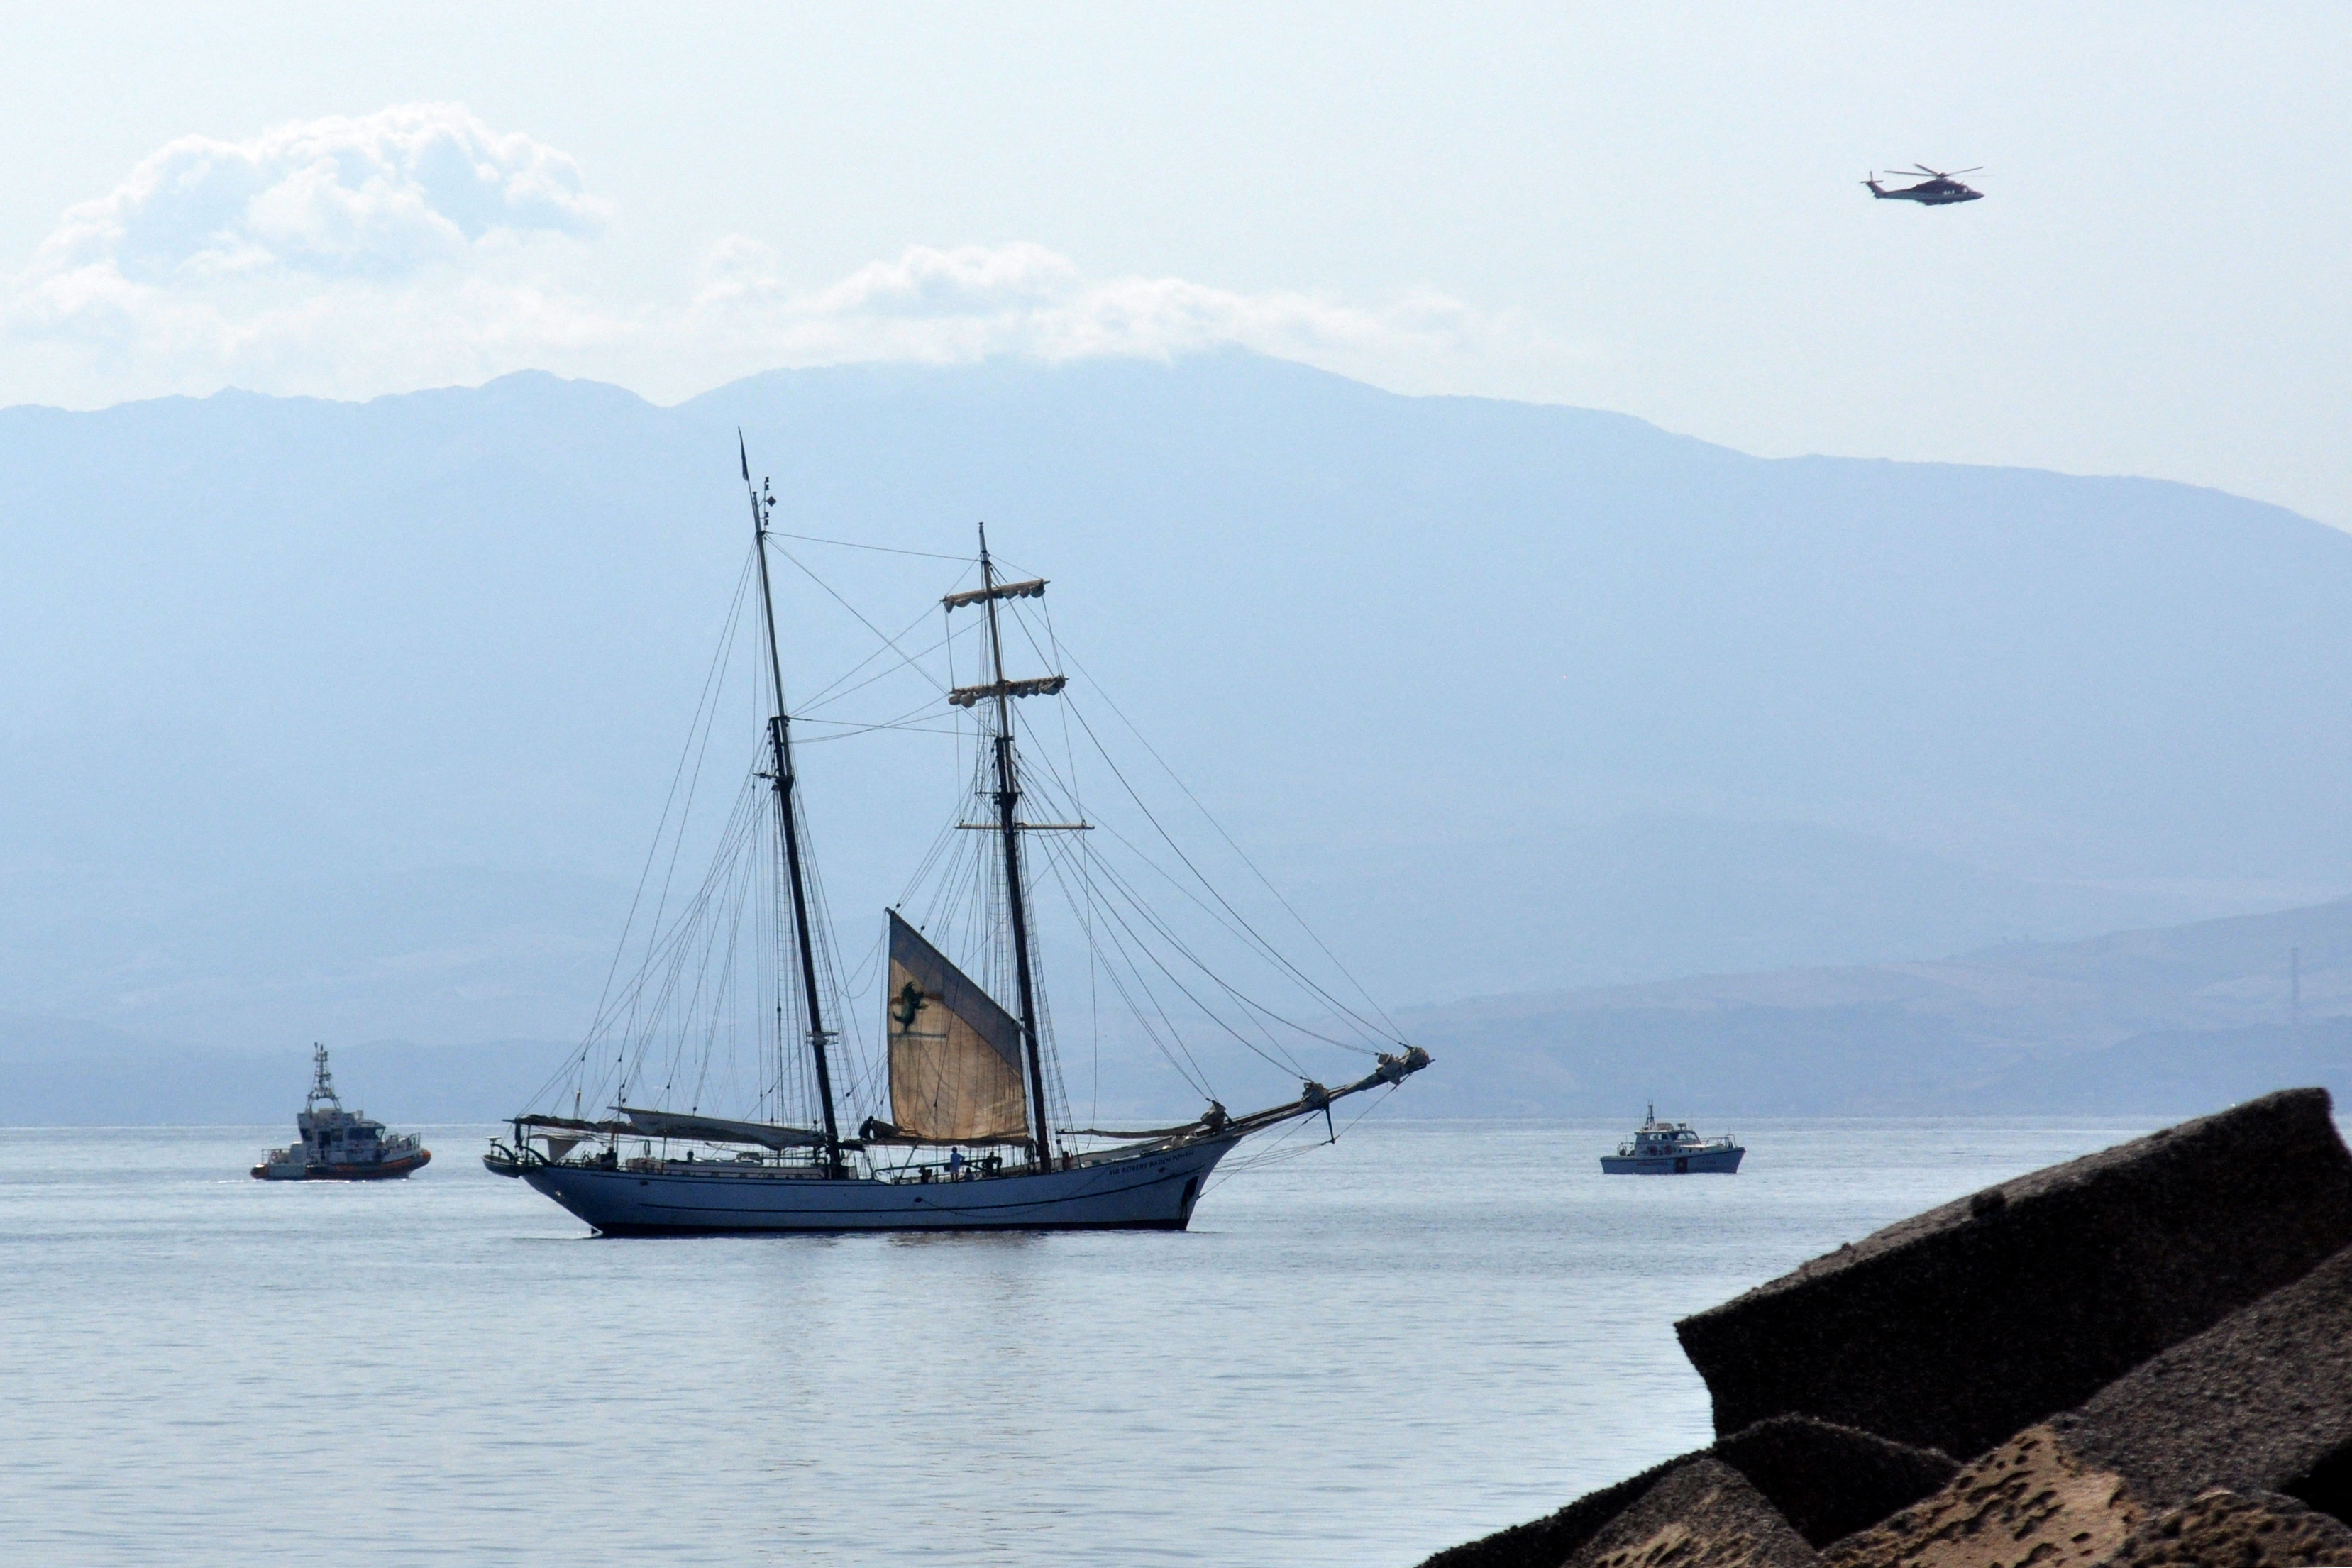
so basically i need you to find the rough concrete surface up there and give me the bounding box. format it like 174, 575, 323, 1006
1818, 1242, 2352, 1568
1417, 1418, 1955, 1568
2109, 1490, 2352, 1568
1418, 1456, 1689, 1568
1820, 1425, 2143, 1568
1564, 1457, 1820, 1568
1715, 1417, 1960, 1548
1675, 1089, 2352, 1459
2060, 1242, 2352, 1507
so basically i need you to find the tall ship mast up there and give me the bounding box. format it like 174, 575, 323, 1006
746, 448, 846, 1179
485, 448, 1428, 1234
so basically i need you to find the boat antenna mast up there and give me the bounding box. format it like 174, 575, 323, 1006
308, 1043, 341, 1112
741, 434, 846, 1178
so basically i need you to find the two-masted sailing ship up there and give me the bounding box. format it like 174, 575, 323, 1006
484, 448, 1428, 1234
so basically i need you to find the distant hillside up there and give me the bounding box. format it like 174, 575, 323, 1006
0, 1017, 556, 1127
4, 352, 2352, 1056
1398, 897, 2352, 1117
12, 897, 2352, 1125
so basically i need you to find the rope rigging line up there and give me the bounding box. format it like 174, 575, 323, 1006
907, 582, 1385, 1105
1052, 688, 1404, 1049
1028, 828, 1215, 1100
994, 608, 1369, 1036
1205, 1083, 1401, 1193
771, 541, 950, 701
561, 769, 769, 1121
1042, 829, 1309, 1078
1007, 756, 1301, 1069
601, 650, 761, 1065
770, 529, 972, 562
796, 612, 951, 713
678, 822, 761, 1112
1047, 634, 1407, 1044
598, 775, 766, 1080
793, 783, 881, 1123
1039, 600, 1107, 1129
1010, 714, 1363, 1063
1022, 811, 1305, 1081
529, 553, 759, 1112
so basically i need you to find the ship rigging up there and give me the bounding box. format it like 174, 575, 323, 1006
484, 445, 1428, 1232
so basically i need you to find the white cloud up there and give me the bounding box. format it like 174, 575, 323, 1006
4, 104, 1541, 406
34, 102, 603, 286
683, 238, 1515, 380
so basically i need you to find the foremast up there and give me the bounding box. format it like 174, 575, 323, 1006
945, 526, 1066, 1166
743, 438, 846, 1178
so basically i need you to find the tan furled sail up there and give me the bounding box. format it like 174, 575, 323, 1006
617, 1107, 830, 1149
885, 910, 1031, 1144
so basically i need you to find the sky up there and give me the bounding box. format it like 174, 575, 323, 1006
5, 3, 2350, 522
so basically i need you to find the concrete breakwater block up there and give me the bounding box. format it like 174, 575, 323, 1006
1419, 1418, 1957, 1568
1820, 1425, 2144, 1568
1714, 1417, 1962, 1548
1817, 1242, 2352, 1568
1418, 1456, 1690, 1568
1562, 1458, 1820, 1568
1675, 1089, 2352, 1460
2109, 1490, 2352, 1568
2060, 1241, 2352, 1513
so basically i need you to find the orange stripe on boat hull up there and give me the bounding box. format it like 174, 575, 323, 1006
249, 1149, 432, 1181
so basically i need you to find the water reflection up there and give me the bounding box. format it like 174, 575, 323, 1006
1, 1117, 2167, 1567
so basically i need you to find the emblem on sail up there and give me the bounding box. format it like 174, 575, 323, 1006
880, 910, 1029, 1144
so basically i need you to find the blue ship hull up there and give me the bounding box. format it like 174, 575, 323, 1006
502, 1135, 1237, 1235
1600, 1145, 1744, 1175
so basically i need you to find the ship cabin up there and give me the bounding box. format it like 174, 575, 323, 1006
1621, 1120, 1707, 1159
299, 1108, 386, 1164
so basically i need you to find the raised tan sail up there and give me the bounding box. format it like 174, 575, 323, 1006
880, 910, 1029, 1144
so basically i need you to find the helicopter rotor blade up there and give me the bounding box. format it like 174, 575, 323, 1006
1946, 167, 1983, 175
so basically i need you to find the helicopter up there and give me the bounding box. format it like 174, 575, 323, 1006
1863, 165, 1984, 205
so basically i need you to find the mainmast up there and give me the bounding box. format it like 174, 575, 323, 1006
946, 525, 1061, 1166
741, 436, 845, 1178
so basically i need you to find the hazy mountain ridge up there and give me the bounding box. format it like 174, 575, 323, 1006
1398, 896, 2352, 1117
6, 352, 2352, 1089
1442, 890, 2352, 1035
11, 893, 2352, 1124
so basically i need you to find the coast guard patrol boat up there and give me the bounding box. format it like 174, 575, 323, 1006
1601, 1105, 1743, 1175
252, 1044, 431, 1180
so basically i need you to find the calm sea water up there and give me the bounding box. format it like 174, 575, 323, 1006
0, 1116, 2168, 1567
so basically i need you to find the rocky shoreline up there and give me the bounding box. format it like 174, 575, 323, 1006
1423, 1088, 2352, 1568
